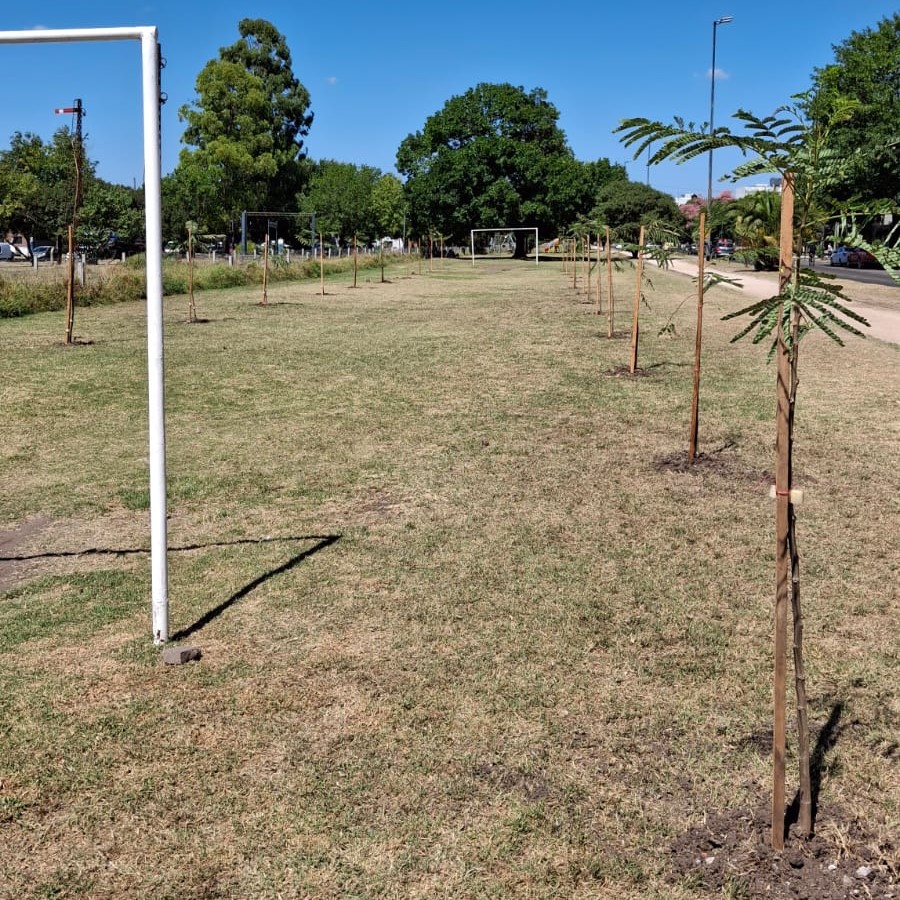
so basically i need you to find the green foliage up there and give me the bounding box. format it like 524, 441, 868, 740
397, 83, 623, 250
177, 19, 312, 227
722, 269, 869, 357
806, 14, 900, 204
296, 160, 382, 243
617, 95, 898, 350
590, 181, 685, 249
369, 174, 407, 238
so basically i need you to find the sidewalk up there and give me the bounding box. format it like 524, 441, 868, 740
655, 257, 900, 345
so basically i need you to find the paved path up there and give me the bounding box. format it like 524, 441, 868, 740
657, 257, 900, 345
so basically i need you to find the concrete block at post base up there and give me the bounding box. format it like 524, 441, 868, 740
161, 645, 202, 666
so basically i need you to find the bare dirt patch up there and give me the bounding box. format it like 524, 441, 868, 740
0, 515, 54, 592
670, 805, 898, 899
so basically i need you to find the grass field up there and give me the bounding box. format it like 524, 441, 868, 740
0, 259, 897, 898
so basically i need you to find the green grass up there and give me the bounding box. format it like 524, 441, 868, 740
0, 259, 897, 897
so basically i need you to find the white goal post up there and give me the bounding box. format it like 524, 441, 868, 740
470, 227, 539, 266
0, 27, 169, 644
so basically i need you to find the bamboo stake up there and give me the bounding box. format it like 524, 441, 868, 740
629, 225, 646, 373
606, 226, 614, 338
689, 212, 707, 460
429, 234, 433, 272
772, 171, 795, 851
352, 233, 358, 288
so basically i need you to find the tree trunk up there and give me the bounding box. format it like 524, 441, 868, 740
512, 230, 528, 259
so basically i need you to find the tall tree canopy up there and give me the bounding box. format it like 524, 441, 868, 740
396, 83, 622, 254
296, 160, 382, 244
807, 14, 900, 204
178, 18, 312, 228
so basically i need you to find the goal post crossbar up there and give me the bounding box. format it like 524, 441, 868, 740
470, 227, 539, 266
0, 26, 169, 644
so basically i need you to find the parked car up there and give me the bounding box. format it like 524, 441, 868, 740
714, 239, 735, 259
829, 246, 852, 266
32, 245, 53, 261
848, 248, 880, 268
830, 246, 879, 268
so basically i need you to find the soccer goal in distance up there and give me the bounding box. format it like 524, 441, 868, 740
469, 228, 539, 265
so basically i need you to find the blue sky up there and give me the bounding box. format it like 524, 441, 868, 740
1, 2, 895, 200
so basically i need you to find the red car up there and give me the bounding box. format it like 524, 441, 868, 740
848, 248, 880, 268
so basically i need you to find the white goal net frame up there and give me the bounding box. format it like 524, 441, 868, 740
469, 227, 539, 265
0, 27, 170, 644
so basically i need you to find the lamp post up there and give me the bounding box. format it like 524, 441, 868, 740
707, 16, 733, 218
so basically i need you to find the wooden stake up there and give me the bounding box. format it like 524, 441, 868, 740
689, 212, 707, 460
596, 231, 603, 314
353, 233, 358, 288
319, 233, 325, 296
606, 226, 614, 338
582, 233, 588, 296
585, 232, 592, 306
65, 224, 76, 344
772, 172, 795, 851
572, 236, 577, 291
261, 233, 269, 306
188, 246, 196, 320
629, 225, 645, 373
790, 297, 812, 837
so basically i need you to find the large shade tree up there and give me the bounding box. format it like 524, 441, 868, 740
178, 18, 313, 231
396, 83, 621, 256
806, 13, 900, 206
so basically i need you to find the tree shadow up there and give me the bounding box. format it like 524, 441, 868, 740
169, 534, 340, 642
785, 700, 844, 833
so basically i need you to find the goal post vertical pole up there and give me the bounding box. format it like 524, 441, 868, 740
0, 26, 170, 644
141, 30, 169, 644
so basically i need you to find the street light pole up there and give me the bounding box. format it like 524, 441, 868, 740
707, 16, 733, 218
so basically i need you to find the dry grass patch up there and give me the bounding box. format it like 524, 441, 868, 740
0, 259, 897, 898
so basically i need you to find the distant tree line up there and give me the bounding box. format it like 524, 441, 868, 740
1, 14, 895, 255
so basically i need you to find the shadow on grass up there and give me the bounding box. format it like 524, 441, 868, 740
785, 700, 845, 833
169, 534, 341, 641
0, 534, 337, 562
